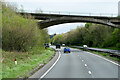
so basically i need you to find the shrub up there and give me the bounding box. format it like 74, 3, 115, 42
2, 3, 47, 51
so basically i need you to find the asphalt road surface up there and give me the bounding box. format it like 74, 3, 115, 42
43, 46, 119, 78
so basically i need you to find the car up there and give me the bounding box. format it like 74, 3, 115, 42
83, 45, 87, 50
64, 47, 71, 53
83, 45, 87, 48
62, 44, 65, 46
56, 44, 61, 49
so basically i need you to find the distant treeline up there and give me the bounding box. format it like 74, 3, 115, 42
52, 23, 120, 49
2, 3, 50, 52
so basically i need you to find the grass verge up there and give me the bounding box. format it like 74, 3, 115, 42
2, 47, 55, 78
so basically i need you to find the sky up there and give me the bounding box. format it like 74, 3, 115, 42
3, 0, 120, 34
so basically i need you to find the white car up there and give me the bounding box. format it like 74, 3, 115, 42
83, 45, 87, 48
62, 44, 65, 46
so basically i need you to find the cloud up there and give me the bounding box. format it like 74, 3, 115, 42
48, 23, 85, 34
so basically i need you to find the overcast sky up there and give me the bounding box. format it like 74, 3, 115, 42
4, 0, 120, 34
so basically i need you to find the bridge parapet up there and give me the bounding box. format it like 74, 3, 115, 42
19, 10, 117, 17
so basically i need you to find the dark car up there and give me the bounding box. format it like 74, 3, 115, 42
64, 47, 71, 53
56, 44, 61, 49
44, 43, 49, 49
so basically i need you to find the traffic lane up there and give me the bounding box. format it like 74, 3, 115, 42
44, 47, 91, 78
71, 48, 118, 78
48, 46, 118, 78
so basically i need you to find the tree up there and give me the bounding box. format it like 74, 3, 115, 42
20, 5, 24, 12
111, 29, 120, 48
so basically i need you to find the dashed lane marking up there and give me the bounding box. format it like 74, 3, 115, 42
88, 71, 92, 75
85, 64, 87, 67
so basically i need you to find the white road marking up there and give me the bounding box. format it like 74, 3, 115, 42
85, 64, 87, 67
40, 52, 61, 79
86, 52, 120, 66
88, 71, 92, 75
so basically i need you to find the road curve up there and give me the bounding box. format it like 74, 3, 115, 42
43, 46, 119, 78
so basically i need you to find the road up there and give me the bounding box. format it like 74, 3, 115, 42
42, 46, 119, 78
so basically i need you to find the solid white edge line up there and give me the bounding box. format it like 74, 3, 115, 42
87, 52, 120, 66
40, 52, 61, 79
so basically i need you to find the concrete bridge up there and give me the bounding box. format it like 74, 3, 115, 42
20, 12, 120, 29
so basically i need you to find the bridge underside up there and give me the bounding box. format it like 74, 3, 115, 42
38, 17, 120, 29
20, 13, 120, 29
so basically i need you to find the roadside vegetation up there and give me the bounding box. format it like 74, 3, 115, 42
2, 48, 54, 78
52, 23, 120, 50
2, 3, 54, 78
2, 4, 44, 51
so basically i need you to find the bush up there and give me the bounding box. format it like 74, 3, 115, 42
2, 3, 48, 51
116, 43, 120, 48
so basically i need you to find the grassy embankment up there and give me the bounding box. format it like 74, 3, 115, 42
2, 48, 54, 78
2, 3, 55, 78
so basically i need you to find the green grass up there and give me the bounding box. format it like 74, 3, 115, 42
2, 47, 55, 78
